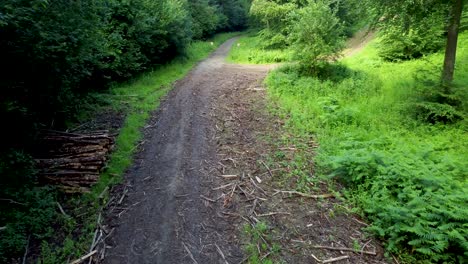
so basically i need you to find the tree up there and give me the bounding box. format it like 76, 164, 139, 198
288, 0, 345, 73
442, 0, 465, 84
370, 0, 466, 84
250, 0, 297, 48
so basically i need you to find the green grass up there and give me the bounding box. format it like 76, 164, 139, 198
227, 34, 292, 64
36, 32, 239, 263
262, 32, 468, 262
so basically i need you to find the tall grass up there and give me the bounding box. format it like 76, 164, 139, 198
264, 32, 468, 262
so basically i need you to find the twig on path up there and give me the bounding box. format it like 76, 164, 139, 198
352, 217, 369, 226
118, 187, 128, 204
212, 182, 235, 190
69, 250, 97, 264
273, 190, 333, 199
311, 254, 349, 263
249, 199, 258, 216
230, 184, 237, 197
215, 244, 229, 264
312, 245, 376, 255
260, 160, 273, 177
249, 177, 267, 196
200, 195, 216, 203
220, 175, 238, 179
257, 212, 291, 217
182, 242, 199, 264
322, 256, 350, 263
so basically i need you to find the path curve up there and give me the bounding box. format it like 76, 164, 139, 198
103, 38, 273, 264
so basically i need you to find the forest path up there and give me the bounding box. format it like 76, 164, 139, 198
103, 38, 273, 264
102, 38, 387, 264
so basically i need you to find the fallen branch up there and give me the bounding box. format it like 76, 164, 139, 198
273, 190, 333, 199
312, 245, 376, 255
69, 250, 97, 264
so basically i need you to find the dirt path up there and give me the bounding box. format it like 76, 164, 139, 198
103, 39, 273, 264
102, 38, 388, 264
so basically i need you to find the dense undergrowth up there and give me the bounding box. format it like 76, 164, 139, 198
0, 33, 237, 263
230, 32, 468, 262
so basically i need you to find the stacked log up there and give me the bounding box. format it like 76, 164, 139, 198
35, 130, 115, 193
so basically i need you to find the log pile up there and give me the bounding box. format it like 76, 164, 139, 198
35, 130, 115, 193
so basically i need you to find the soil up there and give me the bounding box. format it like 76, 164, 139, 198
101, 38, 389, 264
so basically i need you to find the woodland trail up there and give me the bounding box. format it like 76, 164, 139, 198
103, 38, 273, 264
102, 39, 387, 264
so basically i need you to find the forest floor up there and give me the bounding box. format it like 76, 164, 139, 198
100, 38, 388, 264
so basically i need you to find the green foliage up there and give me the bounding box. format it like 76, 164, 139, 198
288, 0, 345, 72
368, 0, 450, 61
0, 150, 58, 262
190, 0, 222, 39
263, 31, 468, 262
227, 35, 293, 63
411, 70, 467, 124
329, 146, 468, 262
0, 0, 248, 137
250, 0, 297, 48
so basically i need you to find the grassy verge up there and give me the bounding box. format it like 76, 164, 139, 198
232, 31, 468, 262
35, 32, 239, 263
227, 34, 292, 64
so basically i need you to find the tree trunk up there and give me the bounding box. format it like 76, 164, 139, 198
441, 0, 464, 84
